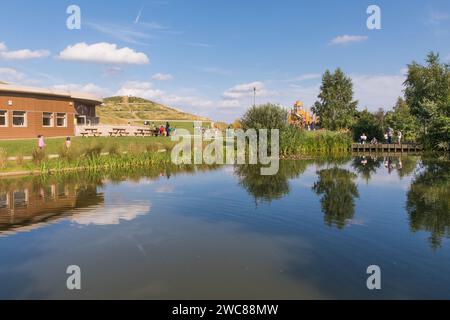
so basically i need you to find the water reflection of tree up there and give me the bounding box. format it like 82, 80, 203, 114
351, 156, 383, 183
407, 160, 450, 249
312, 168, 359, 229
235, 161, 310, 203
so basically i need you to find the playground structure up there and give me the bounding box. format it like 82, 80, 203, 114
288, 100, 316, 129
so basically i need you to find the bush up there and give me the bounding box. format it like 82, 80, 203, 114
84, 143, 103, 159
241, 103, 288, 131
16, 153, 24, 166
32, 148, 46, 164
146, 143, 163, 153
59, 145, 81, 162
107, 143, 120, 156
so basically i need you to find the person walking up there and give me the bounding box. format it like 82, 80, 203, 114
65, 137, 72, 149
165, 122, 171, 137
38, 135, 46, 150
387, 128, 393, 144
397, 130, 402, 145
360, 133, 367, 144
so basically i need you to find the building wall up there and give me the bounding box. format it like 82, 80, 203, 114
0, 92, 75, 139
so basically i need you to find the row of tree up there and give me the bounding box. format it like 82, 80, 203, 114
312, 52, 450, 150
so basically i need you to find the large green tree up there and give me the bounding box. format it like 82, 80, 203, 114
404, 52, 450, 150
312, 167, 359, 229
312, 68, 358, 130
351, 109, 383, 142
385, 97, 420, 142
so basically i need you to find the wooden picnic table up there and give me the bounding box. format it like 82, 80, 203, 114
134, 128, 152, 137
109, 128, 130, 137
81, 128, 102, 137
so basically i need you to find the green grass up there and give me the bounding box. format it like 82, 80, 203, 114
0, 136, 176, 157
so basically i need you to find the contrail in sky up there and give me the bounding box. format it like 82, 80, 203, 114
134, 6, 144, 24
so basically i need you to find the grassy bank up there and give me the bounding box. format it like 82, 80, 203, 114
0, 136, 175, 157
0, 137, 177, 174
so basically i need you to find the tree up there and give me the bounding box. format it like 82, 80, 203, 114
404, 52, 450, 149
241, 103, 288, 131
312, 167, 359, 229
351, 109, 383, 141
407, 160, 450, 249
312, 68, 358, 130
385, 97, 420, 142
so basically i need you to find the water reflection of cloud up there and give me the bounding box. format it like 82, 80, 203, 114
155, 185, 174, 194
71, 203, 151, 226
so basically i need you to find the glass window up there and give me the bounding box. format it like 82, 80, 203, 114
0, 193, 8, 209
13, 190, 28, 208
12, 111, 27, 127
0, 110, 7, 127
56, 113, 67, 127
42, 112, 53, 127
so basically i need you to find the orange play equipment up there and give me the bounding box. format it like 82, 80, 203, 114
288, 101, 315, 129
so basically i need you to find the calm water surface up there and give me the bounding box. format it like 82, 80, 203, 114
0, 156, 449, 299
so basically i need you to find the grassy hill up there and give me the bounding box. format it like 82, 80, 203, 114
98, 96, 211, 125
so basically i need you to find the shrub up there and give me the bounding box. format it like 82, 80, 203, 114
32, 148, 46, 164
59, 145, 81, 162
16, 153, 24, 166
107, 143, 120, 156
84, 143, 103, 159
241, 103, 288, 131
146, 143, 163, 153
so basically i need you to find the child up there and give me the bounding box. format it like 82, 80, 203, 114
65, 137, 72, 149
38, 135, 46, 150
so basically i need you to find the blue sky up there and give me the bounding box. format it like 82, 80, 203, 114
1, 0, 450, 121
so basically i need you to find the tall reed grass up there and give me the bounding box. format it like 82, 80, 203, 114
280, 127, 352, 157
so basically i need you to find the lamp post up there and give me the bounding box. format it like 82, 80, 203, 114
253, 87, 256, 107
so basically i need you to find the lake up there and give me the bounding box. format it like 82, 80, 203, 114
0, 156, 449, 299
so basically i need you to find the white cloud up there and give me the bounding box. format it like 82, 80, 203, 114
223, 81, 272, 99
51, 83, 110, 97
115, 81, 213, 109
116, 81, 164, 100
0, 67, 25, 82
330, 35, 368, 45
71, 203, 150, 226
57, 42, 149, 65
352, 74, 405, 110
286, 74, 405, 111
0, 42, 50, 59
219, 99, 241, 108
152, 73, 173, 81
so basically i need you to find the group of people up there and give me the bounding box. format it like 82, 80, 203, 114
146, 122, 175, 137
359, 128, 403, 145
37, 135, 71, 151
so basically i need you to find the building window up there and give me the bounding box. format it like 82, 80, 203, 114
56, 113, 67, 127
42, 112, 54, 127
0, 110, 7, 127
12, 111, 27, 127
13, 190, 28, 208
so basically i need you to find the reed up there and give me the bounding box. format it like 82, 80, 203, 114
280, 127, 352, 157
